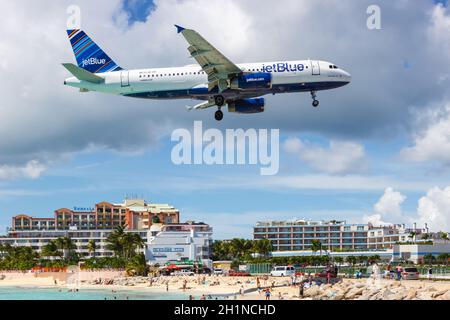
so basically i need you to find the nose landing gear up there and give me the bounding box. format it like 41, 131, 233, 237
311, 91, 319, 107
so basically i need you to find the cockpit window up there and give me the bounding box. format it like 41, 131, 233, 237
333, 65, 338, 69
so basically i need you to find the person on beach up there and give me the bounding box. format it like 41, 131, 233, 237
428, 267, 433, 280
183, 279, 187, 291
166, 282, 169, 292
200, 294, 206, 300
264, 288, 271, 301
299, 282, 304, 298
396, 264, 402, 281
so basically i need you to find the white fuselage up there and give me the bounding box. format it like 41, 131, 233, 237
64, 59, 351, 101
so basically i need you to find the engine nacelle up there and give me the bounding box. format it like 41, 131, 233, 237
231, 72, 272, 90
228, 98, 265, 114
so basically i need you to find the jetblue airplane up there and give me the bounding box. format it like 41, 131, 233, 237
63, 26, 351, 121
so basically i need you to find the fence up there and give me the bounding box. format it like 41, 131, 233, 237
245, 263, 450, 277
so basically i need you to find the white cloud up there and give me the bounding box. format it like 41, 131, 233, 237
364, 187, 406, 226
401, 102, 450, 165
417, 186, 450, 232
0, 0, 448, 173
0, 160, 47, 180
283, 137, 367, 175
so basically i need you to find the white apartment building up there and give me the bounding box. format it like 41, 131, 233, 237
145, 222, 213, 267
254, 219, 429, 252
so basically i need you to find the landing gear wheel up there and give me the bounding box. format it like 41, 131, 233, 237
215, 95, 225, 107
310, 91, 319, 108
215, 110, 224, 121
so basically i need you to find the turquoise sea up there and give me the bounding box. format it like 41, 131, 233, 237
0, 286, 188, 300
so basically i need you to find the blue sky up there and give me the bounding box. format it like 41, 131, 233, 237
0, 0, 449, 239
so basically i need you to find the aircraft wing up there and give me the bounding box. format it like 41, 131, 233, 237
175, 25, 242, 92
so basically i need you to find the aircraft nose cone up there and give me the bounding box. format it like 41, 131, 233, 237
342, 70, 352, 83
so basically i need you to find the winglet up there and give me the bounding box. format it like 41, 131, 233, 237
175, 25, 185, 34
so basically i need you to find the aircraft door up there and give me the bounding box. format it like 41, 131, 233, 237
311, 60, 320, 75
121, 71, 130, 87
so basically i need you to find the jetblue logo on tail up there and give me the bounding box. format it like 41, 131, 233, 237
82, 58, 107, 68
67, 29, 122, 73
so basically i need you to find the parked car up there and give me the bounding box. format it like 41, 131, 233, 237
213, 268, 224, 275
270, 266, 296, 277
402, 267, 420, 280
171, 269, 195, 276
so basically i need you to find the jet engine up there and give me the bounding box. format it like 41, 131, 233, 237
230, 72, 272, 90
228, 98, 265, 114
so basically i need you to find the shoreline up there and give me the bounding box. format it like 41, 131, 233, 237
1, 275, 449, 300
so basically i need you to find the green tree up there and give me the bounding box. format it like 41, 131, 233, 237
420, 233, 430, 240
408, 232, 417, 243
311, 240, 323, 256
369, 255, 381, 264
441, 232, 449, 243
87, 240, 97, 258
106, 225, 145, 260
0, 246, 38, 270
41, 241, 60, 259
438, 253, 449, 266
334, 256, 344, 266
126, 253, 148, 276
252, 239, 273, 258
423, 254, 436, 265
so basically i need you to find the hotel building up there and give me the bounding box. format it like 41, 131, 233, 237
1, 199, 212, 265
253, 219, 426, 252
11, 199, 180, 232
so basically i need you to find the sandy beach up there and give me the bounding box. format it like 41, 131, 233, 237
1, 271, 449, 300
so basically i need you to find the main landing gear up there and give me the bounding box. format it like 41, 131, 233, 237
214, 95, 225, 121
311, 91, 320, 107
215, 109, 224, 121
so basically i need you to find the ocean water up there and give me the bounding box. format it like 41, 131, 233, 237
0, 286, 187, 300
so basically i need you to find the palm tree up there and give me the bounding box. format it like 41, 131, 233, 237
334, 256, 344, 266
437, 253, 449, 266
423, 254, 435, 265
408, 232, 417, 243
87, 240, 97, 258
106, 225, 146, 260
106, 225, 126, 257
311, 240, 323, 256
253, 239, 273, 258
441, 232, 449, 243
41, 241, 60, 259
420, 233, 430, 241
370, 255, 380, 263
126, 253, 148, 276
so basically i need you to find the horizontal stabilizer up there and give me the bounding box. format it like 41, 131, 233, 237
62, 63, 104, 84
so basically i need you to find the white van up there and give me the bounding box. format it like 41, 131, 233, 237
270, 266, 296, 277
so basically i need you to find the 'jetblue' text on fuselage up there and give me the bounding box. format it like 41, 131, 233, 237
261, 62, 305, 73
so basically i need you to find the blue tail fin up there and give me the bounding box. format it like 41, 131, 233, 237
67, 29, 122, 73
